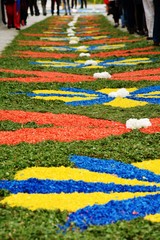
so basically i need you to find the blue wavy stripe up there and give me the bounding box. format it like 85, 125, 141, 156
70, 155, 160, 183
130, 86, 160, 95
0, 179, 160, 194
64, 194, 160, 230
127, 85, 160, 104
39, 46, 77, 51
25, 93, 87, 98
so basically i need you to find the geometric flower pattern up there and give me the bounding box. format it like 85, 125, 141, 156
18, 86, 160, 108
0, 155, 160, 229
31, 57, 153, 68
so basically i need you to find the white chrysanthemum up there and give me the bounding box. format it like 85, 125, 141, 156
79, 53, 91, 57
73, 15, 80, 21
67, 28, 75, 34
77, 46, 87, 50
68, 21, 77, 27
69, 40, 79, 44
70, 36, 79, 41
84, 60, 98, 66
72, 8, 78, 13
93, 72, 111, 79
126, 118, 152, 129
68, 33, 75, 37
108, 88, 130, 98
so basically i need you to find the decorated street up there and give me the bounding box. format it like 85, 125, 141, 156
0, 2, 160, 239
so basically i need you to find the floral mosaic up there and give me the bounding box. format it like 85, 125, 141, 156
0, 110, 131, 145
0, 68, 94, 83
0, 155, 160, 229
19, 86, 160, 108
31, 57, 152, 68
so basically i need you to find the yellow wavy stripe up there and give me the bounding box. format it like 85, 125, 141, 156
1, 192, 159, 212
144, 214, 160, 223
15, 167, 160, 187
133, 160, 160, 174
99, 88, 137, 94
32, 90, 96, 102
137, 91, 160, 99
104, 98, 147, 108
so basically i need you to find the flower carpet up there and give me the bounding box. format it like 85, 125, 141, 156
0, 6, 160, 239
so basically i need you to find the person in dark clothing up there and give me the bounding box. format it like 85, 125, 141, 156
134, 0, 146, 35
63, 0, 71, 15
153, 0, 160, 46
1, 0, 7, 24
5, 0, 21, 29
41, 0, 47, 15
108, 0, 121, 27
80, 0, 87, 8
121, 0, 135, 34
20, 0, 28, 25
71, 0, 77, 8
51, 0, 60, 15
28, 0, 40, 16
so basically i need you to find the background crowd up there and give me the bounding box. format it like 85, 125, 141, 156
0, 0, 87, 30
104, 0, 160, 46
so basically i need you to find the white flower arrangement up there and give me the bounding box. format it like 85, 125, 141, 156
68, 33, 75, 37
79, 53, 91, 57
67, 28, 75, 34
93, 72, 111, 79
77, 46, 87, 50
70, 36, 80, 41
126, 118, 152, 129
84, 60, 98, 66
108, 88, 129, 98
69, 40, 79, 44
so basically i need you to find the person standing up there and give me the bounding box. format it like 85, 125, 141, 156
5, 0, 20, 29
153, 0, 160, 46
28, 0, 40, 16
108, 0, 121, 27
51, 0, 60, 15
1, 0, 7, 25
20, 0, 28, 25
41, 0, 47, 15
63, 0, 71, 15
134, 0, 146, 35
142, 0, 154, 39
71, 0, 77, 9
80, 0, 87, 8
121, 0, 136, 34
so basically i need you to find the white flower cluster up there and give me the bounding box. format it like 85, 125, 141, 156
67, 15, 80, 44
93, 72, 112, 79
84, 60, 98, 66
79, 53, 91, 57
108, 88, 129, 98
126, 118, 152, 129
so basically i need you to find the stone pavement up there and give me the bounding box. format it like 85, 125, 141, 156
0, 2, 107, 54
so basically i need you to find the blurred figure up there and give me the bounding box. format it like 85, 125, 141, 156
51, 0, 60, 15
20, 0, 28, 25
41, 0, 47, 15
134, 0, 146, 35
63, 0, 71, 15
153, 0, 160, 46
121, 0, 135, 34
28, 0, 40, 16
5, 0, 21, 29
108, 0, 121, 27
1, 0, 7, 25
80, 0, 87, 8
142, 0, 154, 40
71, 0, 77, 8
